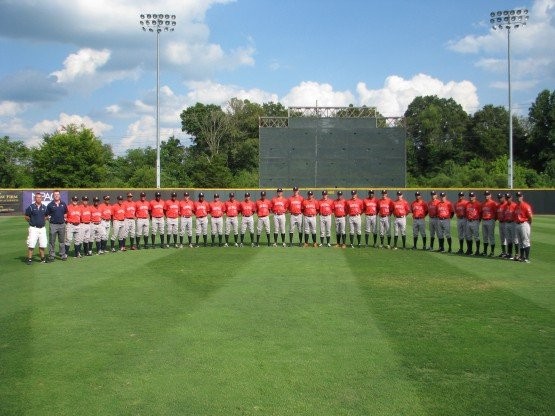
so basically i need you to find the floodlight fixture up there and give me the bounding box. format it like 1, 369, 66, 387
139, 13, 177, 188
489, 8, 528, 189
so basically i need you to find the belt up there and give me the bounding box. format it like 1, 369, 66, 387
467, 219, 478, 222
93, 222, 101, 225
258, 215, 268, 218
82, 222, 90, 224
414, 217, 425, 219
379, 215, 389, 218
51, 222, 64, 224
181, 216, 192, 218
505, 221, 513, 223
31, 225, 44, 228
304, 215, 315, 217
335, 215, 345, 218
438, 217, 450, 220
395, 216, 405, 218
71, 222, 80, 226
242, 215, 252, 217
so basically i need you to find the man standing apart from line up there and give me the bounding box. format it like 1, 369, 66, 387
427, 191, 440, 250
111, 195, 127, 252
224, 192, 241, 247
436, 192, 454, 253
480, 191, 497, 256
65, 195, 83, 258
24, 191, 48, 264
45, 189, 67, 261
496, 193, 507, 258
454, 192, 468, 254
346, 190, 364, 248
318, 190, 333, 247
410, 191, 427, 250
301, 191, 319, 247
135, 192, 150, 249
271, 188, 288, 247
99, 195, 112, 254
239, 192, 256, 247
514, 191, 533, 263
178, 192, 194, 248
464, 192, 481, 255
193, 192, 210, 247
255, 191, 272, 247
333, 191, 347, 248
165, 192, 180, 248
392, 191, 410, 249
377, 190, 394, 248
288, 186, 304, 247
209, 193, 225, 247
124, 193, 137, 250
362, 190, 378, 247
149, 191, 165, 249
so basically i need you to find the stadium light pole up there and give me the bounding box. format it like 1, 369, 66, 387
490, 8, 528, 190
139, 13, 177, 188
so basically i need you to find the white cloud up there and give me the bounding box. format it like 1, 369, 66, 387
0, 101, 26, 117
51, 48, 111, 83
357, 74, 479, 115
184, 80, 278, 105
281, 81, 354, 107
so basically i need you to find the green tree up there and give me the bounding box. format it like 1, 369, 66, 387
0, 136, 33, 187
180, 103, 230, 159
526, 89, 555, 175
160, 136, 191, 187
31, 125, 113, 188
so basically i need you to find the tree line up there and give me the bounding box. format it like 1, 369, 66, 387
1, 90, 554, 189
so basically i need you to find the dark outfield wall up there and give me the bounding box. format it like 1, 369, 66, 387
3, 188, 554, 215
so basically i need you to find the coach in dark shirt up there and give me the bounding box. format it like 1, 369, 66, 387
45, 190, 68, 261
25, 192, 48, 264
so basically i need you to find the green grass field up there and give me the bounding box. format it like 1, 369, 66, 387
1, 216, 554, 416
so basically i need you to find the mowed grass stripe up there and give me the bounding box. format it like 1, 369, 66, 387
347, 248, 555, 416
120, 248, 426, 416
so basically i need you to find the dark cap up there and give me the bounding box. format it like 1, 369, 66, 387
396, 191, 402, 196
245, 192, 251, 197
516, 191, 523, 197
383, 190, 389, 195
458, 192, 464, 197
277, 188, 283, 193
368, 190, 375, 195
103, 195, 110, 200
261, 191, 266, 196
322, 190, 328, 195
117, 195, 123, 200
351, 190, 357, 195
293, 186, 299, 191
469, 192, 476, 197
505, 193, 512, 199
140, 192, 146, 197
214, 193, 219, 198
497, 193, 503, 199
431, 191, 437, 195
229, 192, 235, 198
484, 191, 491, 196
184, 191, 190, 197
337, 190, 343, 195
155, 191, 161, 197
93, 196, 100, 202
307, 190, 313, 196
439, 192, 446, 197
415, 191, 421, 197
171, 192, 177, 197
82, 196, 88, 201
71, 195, 78, 201
127, 192, 133, 197
198, 192, 204, 198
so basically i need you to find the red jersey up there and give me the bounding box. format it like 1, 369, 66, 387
362, 197, 378, 215
90, 205, 102, 223
124, 201, 136, 219
80, 204, 92, 223
346, 197, 364, 216
465, 200, 481, 221
427, 198, 440, 218
179, 199, 194, 217
112, 202, 126, 221
455, 199, 468, 219
209, 201, 225, 218
392, 198, 410, 217
437, 200, 454, 219
496, 201, 506, 223
135, 200, 150, 219
66, 203, 82, 224
100, 202, 112, 221
377, 197, 394, 217
332, 198, 347, 217
503, 202, 517, 222
149, 198, 165, 218
271, 196, 289, 214
224, 200, 240, 217
240, 200, 256, 217
411, 199, 428, 219
481, 199, 497, 220
302, 198, 319, 216
514, 201, 533, 223
288, 195, 304, 215
255, 199, 271, 217
318, 198, 333, 216
193, 200, 210, 218
164, 199, 180, 219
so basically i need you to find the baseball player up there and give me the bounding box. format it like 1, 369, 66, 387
333, 191, 347, 248
149, 192, 165, 248
255, 191, 272, 247
65, 195, 83, 258
124, 193, 137, 250
480, 191, 497, 256
271, 188, 288, 247
224, 192, 241, 247
178, 192, 194, 247
454, 192, 468, 254
503, 194, 518, 260
24, 191, 48, 264
165, 192, 180, 247
362, 190, 378, 247
209, 193, 225, 247
436, 192, 454, 252
392, 191, 410, 249
318, 190, 333, 247
135, 192, 151, 249
90, 197, 105, 254
346, 190, 364, 247
427, 191, 440, 250
464, 192, 481, 255
301, 191, 319, 247
45, 189, 67, 261
288, 187, 304, 247
111, 195, 127, 252
514, 191, 533, 263
194, 192, 210, 247
496, 193, 507, 257
239, 192, 256, 246
377, 190, 394, 248
80, 196, 93, 256
410, 191, 428, 249
99, 195, 113, 254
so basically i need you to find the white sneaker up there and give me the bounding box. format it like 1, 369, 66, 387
224, 243, 229, 247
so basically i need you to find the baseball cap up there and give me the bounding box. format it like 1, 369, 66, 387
155, 191, 161, 197
261, 191, 266, 196
469, 192, 476, 197
439, 192, 446, 197
322, 190, 328, 195
368, 190, 375, 195
337, 190, 343, 195
229, 192, 235, 198
184, 191, 190, 197
198, 192, 204, 198
293, 186, 299, 191
245, 192, 251, 197
307, 190, 313, 196
103, 195, 110, 200
484, 191, 491, 196
82, 196, 88, 201
458, 191, 464, 197
396, 191, 402, 196
497, 193, 503, 199
214, 193, 219, 198
277, 188, 283, 193
140, 192, 146, 197
351, 190, 357, 195
93, 196, 100, 202
117, 195, 123, 200
383, 190, 389, 195
431, 191, 437, 195
71, 195, 78, 201
505, 193, 511, 199
516, 191, 523, 197
415, 191, 421, 197
127, 192, 133, 197
171, 192, 177, 197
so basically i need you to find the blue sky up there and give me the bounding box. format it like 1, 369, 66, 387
0, 0, 553, 154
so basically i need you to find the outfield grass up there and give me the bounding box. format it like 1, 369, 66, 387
1, 216, 554, 415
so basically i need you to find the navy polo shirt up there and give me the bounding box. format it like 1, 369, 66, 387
46, 200, 68, 224
25, 203, 47, 228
